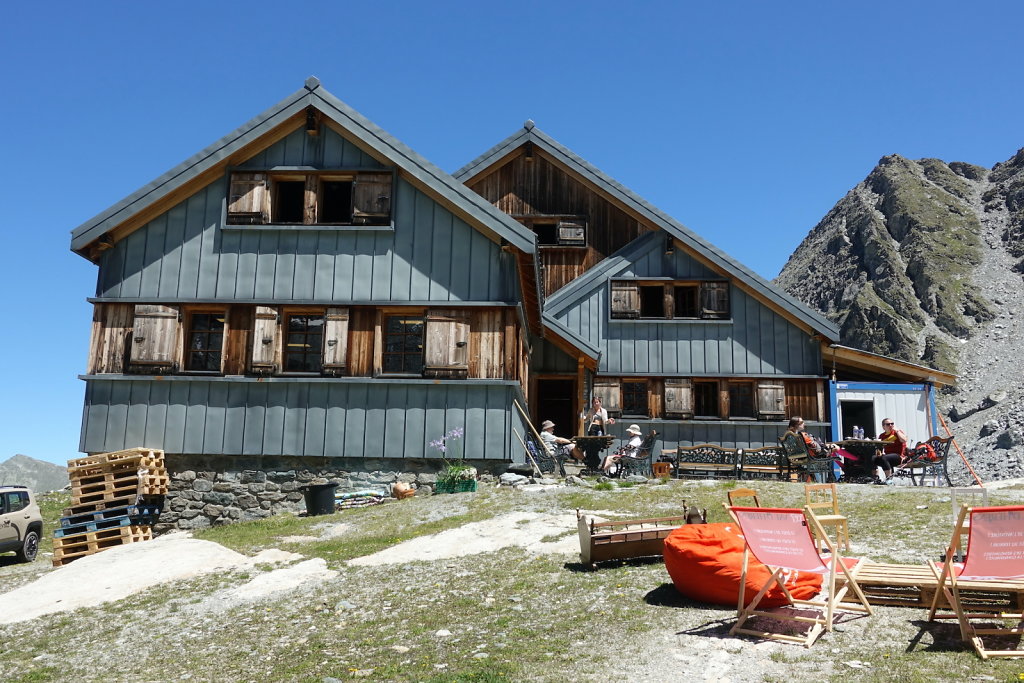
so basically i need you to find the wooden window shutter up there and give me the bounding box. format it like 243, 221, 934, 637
351, 172, 392, 224
322, 307, 349, 375
756, 380, 786, 420
251, 306, 278, 373
227, 173, 269, 224
700, 282, 730, 318
423, 309, 469, 378
610, 282, 640, 319
130, 305, 179, 368
557, 219, 586, 246
664, 379, 694, 418
593, 379, 621, 416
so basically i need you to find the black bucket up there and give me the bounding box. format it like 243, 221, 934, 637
299, 482, 339, 516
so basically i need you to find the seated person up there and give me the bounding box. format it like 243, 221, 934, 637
785, 416, 839, 457
583, 396, 615, 436
601, 424, 644, 474
539, 420, 576, 461
872, 418, 908, 482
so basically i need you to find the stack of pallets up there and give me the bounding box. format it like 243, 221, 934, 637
53, 448, 168, 567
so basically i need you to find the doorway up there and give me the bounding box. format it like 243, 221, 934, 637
839, 400, 875, 440
535, 379, 577, 438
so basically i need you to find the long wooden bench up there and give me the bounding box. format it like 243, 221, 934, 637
837, 561, 1024, 610
576, 506, 706, 568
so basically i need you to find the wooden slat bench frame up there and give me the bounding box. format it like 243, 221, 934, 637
837, 561, 1024, 611
577, 510, 699, 568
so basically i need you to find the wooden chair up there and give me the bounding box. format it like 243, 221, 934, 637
727, 487, 761, 508
651, 461, 672, 478
726, 506, 873, 647
928, 505, 1024, 659
804, 483, 850, 553
950, 487, 989, 559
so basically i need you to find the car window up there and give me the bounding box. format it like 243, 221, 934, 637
0, 496, 6, 514
4, 492, 25, 513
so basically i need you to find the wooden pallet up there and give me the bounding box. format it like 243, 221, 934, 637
838, 562, 1024, 610
72, 480, 142, 506
53, 516, 131, 538
67, 447, 164, 469
69, 460, 166, 482
63, 494, 141, 516
51, 525, 153, 567
71, 472, 168, 498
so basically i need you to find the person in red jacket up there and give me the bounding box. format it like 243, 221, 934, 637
873, 418, 908, 482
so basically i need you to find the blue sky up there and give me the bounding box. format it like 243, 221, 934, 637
2, 1, 1021, 465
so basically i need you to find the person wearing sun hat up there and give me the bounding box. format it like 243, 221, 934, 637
539, 419, 575, 459
601, 424, 644, 474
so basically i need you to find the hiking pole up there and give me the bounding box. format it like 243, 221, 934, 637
938, 413, 983, 486
513, 428, 543, 477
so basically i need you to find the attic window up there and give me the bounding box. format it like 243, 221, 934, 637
611, 280, 731, 320
226, 171, 392, 227
531, 218, 587, 247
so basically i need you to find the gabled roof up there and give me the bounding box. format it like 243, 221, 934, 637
826, 344, 956, 387
454, 123, 841, 341
71, 77, 537, 256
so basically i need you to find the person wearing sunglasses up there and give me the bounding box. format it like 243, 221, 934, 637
872, 418, 908, 483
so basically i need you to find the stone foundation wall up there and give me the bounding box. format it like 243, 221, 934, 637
155, 454, 505, 532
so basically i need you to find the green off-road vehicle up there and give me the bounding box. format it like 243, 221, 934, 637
0, 485, 42, 562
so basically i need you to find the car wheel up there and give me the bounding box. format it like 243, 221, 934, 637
15, 530, 39, 563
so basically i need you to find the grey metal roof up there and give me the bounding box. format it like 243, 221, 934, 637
71, 77, 536, 255
541, 312, 601, 360
455, 124, 841, 341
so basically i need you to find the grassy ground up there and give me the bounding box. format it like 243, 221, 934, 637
1, 480, 1023, 682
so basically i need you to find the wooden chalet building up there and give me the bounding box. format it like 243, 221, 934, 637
70, 79, 952, 524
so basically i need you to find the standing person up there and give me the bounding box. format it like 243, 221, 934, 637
539, 420, 575, 460
584, 396, 615, 436
873, 418, 908, 483
601, 424, 644, 475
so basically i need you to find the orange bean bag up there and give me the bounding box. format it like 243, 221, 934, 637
663, 522, 823, 607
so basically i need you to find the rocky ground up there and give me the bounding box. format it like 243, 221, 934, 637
937, 169, 1024, 485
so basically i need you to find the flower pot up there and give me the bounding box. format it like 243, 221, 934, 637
435, 479, 478, 494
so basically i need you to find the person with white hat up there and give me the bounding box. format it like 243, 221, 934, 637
539, 419, 575, 460
601, 424, 644, 475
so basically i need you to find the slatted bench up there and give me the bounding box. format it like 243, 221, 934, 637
837, 561, 1024, 610
577, 508, 704, 568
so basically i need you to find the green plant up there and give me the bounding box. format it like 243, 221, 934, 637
432, 427, 476, 484
594, 482, 614, 491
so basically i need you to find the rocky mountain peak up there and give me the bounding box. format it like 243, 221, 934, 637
776, 147, 1024, 483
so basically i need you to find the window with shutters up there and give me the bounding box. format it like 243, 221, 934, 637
693, 380, 720, 418
757, 380, 788, 420
610, 280, 730, 320
592, 380, 622, 416
621, 380, 649, 417
322, 307, 349, 376
284, 314, 325, 373
528, 217, 587, 247
728, 381, 756, 419
130, 304, 179, 369
226, 171, 393, 227
185, 311, 225, 372
664, 379, 694, 418
382, 315, 425, 375
423, 310, 469, 378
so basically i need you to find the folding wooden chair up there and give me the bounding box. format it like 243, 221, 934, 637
927, 505, 1024, 659
804, 483, 850, 553
727, 487, 761, 508
727, 506, 873, 647
949, 487, 989, 559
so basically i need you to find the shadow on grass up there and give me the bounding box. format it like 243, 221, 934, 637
562, 556, 664, 573
907, 617, 1023, 655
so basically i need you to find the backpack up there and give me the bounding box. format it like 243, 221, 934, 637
909, 442, 938, 462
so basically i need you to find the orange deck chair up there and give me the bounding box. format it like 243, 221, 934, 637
927, 505, 1024, 659
727, 506, 873, 647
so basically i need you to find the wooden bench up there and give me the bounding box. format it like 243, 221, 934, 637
895, 435, 954, 487
837, 561, 1024, 611
674, 444, 738, 479
576, 505, 706, 568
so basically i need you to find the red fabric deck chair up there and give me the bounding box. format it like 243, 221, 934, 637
927, 505, 1024, 659
727, 506, 873, 647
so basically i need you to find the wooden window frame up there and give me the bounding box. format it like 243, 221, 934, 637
621, 379, 649, 418
727, 380, 756, 420
226, 170, 394, 228
693, 379, 720, 419
282, 310, 326, 374
377, 309, 426, 377
183, 307, 227, 374
609, 279, 731, 321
